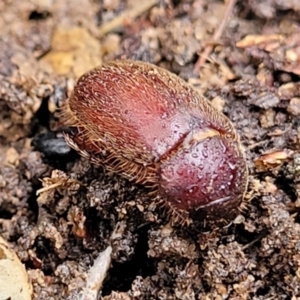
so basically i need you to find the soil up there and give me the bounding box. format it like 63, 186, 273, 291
1, 0, 300, 299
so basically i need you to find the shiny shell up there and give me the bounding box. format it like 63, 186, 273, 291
64, 60, 248, 226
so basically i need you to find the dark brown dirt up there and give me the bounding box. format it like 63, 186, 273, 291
1, 0, 300, 299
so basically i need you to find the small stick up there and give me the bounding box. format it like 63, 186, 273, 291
193, 0, 236, 74
98, 0, 159, 37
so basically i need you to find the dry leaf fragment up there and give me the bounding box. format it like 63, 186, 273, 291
287, 97, 300, 116
236, 34, 284, 49
0, 236, 33, 300
278, 82, 300, 100
237, 33, 300, 76
255, 149, 294, 172
42, 27, 102, 77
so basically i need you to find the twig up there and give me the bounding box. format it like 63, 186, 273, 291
193, 0, 236, 75
98, 0, 159, 37
81, 246, 113, 300
76, 221, 127, 300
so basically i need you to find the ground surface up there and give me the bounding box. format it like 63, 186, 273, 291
1, 0, 300, 299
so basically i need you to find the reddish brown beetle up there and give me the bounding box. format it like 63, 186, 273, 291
63, 60, 248, 226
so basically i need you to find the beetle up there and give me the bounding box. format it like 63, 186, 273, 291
63, 60, 248, 227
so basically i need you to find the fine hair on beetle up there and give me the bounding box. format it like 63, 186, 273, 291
62, 60, 248, 229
